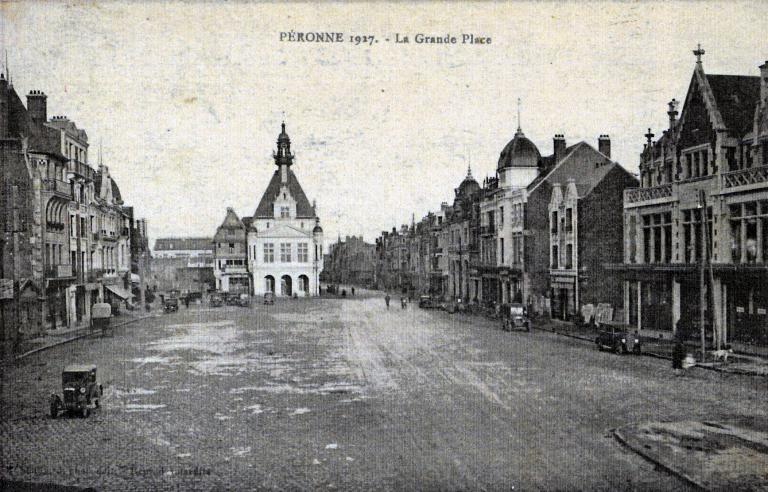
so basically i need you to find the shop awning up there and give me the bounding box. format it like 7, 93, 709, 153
105, 284, 134, 300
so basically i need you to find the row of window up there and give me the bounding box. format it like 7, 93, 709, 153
550, 208, 573, 235
256, 243, 311, 263
551, 244, 574, 270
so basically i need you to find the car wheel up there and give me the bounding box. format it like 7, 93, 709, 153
613, 343, 623, 355
50, 401, 58, 419
81, 406, 90, 418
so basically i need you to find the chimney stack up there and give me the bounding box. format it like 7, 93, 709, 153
667, 98, 679, 128
598, 134, 611, 158
760, 61, 768, 103
553, 134, 566, 164
27, 90, 47, 126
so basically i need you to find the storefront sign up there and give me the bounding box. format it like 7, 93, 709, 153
757, 308, 766, 315
736, 306, 745, 313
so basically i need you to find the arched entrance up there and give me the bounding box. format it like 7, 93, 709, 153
298, 275, 309, 296
280, 275, 292, 296
264, 275, 275, 293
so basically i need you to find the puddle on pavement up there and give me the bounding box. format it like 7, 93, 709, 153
124, 403, 167, 412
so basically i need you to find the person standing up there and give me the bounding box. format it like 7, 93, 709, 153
385, 293, 391, 310
672, 336, 686, 376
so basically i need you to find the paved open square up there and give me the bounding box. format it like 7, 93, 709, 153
2, 295, 766, 490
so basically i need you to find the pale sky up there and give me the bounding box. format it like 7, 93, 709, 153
2, 1, 767, 246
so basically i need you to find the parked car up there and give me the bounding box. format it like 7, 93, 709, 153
418, 295, 439, 309
210, 294, 223, 307
163, 297, 179, 313
225, 293, 241, 306
500, 303, 531, 332
263, 292, 275, 305
595, 323, 641, 354
49, 365, 102, 418
238, 293, 250, 307
443, 298, 468, 314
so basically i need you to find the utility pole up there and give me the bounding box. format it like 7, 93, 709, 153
698, 190, 708, 362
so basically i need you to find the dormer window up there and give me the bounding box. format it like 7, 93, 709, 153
280, 207, 290, 218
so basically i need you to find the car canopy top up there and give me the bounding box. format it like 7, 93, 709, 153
63, 364, 96, 373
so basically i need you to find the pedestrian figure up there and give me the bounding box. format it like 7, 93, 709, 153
351, 287, 355, 296
401, 297, 407, 310
672, 336, 686, 376
184, 296, 190, 309
385, 294, 391, 309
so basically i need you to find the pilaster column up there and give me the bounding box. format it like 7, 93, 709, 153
637, 280, 642, 331
672, 278, 681, 333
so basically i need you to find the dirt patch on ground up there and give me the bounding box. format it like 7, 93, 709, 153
618, 418, 768, 491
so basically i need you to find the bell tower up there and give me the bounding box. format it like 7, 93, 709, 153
273, 122, 294, 183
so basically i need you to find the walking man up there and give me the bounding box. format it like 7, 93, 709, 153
385, 293, 391, 310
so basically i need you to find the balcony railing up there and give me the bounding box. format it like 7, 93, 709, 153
43, 178, 72, 198
624, 183, 674, 206
721, 165, 768, 192
46, 264, 74, 279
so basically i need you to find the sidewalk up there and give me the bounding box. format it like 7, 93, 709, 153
614, 417, 768, 491
533, 318, 768, 377
1, 310, 154, 364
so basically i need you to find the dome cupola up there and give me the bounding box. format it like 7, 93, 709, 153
497, 128, 541, 171
457, 165, 480, 196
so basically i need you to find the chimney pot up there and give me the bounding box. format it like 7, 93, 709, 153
553, 134, 567, 164
598, 134, 611, 159
27, 90, 47, 125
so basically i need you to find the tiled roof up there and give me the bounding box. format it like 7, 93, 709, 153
253, 168, 316, 218
528, 141, 634, 197
154, 237, 214, 251
706, 74, 760, 137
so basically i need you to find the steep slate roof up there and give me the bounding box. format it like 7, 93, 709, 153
528, 141, 630, 197
706, 74, 760, 137
218, 208, 244, 229
253, 168, 316, 218
154, 237, 214, 251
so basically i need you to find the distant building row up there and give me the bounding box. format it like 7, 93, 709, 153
326, 50, 768, 347
0, 75, 150, 342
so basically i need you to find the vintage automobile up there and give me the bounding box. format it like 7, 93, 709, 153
225, 293, 243, 306
91, 302, 112, 336
443, 298, 467, 314
50, 365, 102, 418
163, 297, 179, 313
500, 303, 532, 332
595, 323, 642, 354
418, 295, 439, 309
263, 292, 275, 305
238, 293, 250, 307
210, 294, 224, 307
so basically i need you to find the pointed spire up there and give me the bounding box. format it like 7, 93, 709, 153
4, 50, 10, 86
98, 139, 103, 166
517, 97, 522, 132
466, 163, 473, 180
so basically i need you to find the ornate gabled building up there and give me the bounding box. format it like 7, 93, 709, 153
213, 207, 249, 294
1, 75, 147, 343
246, 123, 324, 296
609, 49, 768, 347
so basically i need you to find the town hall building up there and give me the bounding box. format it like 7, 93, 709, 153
213, 123, 324, 297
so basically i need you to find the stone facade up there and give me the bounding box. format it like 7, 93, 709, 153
0, 76, 148, 342
609, 52, 768, 346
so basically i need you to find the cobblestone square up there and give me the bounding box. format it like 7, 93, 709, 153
2, 295, 766, 490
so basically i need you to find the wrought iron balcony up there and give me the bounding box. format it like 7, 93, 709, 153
43, 178, 72, 198
46, 264, 74, 279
